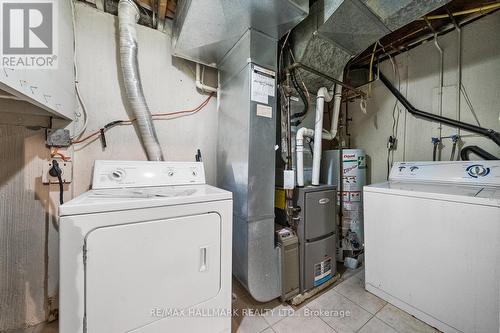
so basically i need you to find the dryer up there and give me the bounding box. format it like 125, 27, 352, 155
59, 160, 232, 333
364, 161, 500, 333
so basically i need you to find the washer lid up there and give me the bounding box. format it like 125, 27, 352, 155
59, 184, 232, 216
365, 181, 500, 207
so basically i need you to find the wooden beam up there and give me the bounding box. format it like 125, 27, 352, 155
159, 0, 168, 19
136, 0, 153, 11
166, 0, 176, 18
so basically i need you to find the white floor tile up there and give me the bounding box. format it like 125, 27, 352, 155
358, 317, 398, 333
334, 275, 386, 314
260, 328, 276, 333
376, 304, 439, 333
272, 308, 336, 333
262, 303, 294, 326
353, 269, 365, 282
232, 314, 270, 333
307, 288, 372, 333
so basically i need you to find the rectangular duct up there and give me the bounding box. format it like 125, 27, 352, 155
172, 0, 309, 66
291, 0, 451, 91
217, 30, 281, 301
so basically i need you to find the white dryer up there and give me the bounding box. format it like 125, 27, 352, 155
364, 161, 500, 333
59, 160, 232, 333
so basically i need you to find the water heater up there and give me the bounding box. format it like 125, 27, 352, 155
321, 149, 366, 253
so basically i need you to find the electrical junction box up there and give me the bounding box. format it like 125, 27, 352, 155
42, 159, 72, 184
46, 129, 71, 147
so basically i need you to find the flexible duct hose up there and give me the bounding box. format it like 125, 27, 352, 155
460, 146, 498, 160
118, 0, 164, 161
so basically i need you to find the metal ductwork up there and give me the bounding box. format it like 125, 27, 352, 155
118, 0, 164, 161
172, 0, 309, 67
173, 1, 309, 302
291, 0, 452, 91
171, 0, 453, 303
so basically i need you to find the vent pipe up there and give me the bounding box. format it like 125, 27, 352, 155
118, 0, 164, 161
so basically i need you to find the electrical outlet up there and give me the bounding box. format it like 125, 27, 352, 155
42, 159, 72, 184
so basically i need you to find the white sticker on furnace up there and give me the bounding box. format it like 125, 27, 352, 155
251, 65, 275, 104
256, 104, 273, 118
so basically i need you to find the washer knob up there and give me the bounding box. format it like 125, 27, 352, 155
110, 168, 125, 181
466, 164, 490, 178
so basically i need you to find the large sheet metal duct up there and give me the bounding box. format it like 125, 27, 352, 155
173, 1, 309, 302
172, 0, 309, 67
291, 0, 451, 91
217, 30, 280, 301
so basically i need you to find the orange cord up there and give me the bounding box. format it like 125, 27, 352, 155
50, 147, 71, 161
71, 93, 214, 145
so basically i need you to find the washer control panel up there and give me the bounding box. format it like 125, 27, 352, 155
389, 161, 500, 185
92, 160, 206, 189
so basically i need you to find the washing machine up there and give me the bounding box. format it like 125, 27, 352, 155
364, 161, 500, 333
59, 160, 232, 333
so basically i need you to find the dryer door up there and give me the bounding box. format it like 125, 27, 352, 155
84, 212, 221, 332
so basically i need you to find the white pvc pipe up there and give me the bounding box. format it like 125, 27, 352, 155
311, 87, 333, 185
118, 0, 164, 161
296, 127, 314, 187
196, 63, 217, 94
330, 81, 343, 139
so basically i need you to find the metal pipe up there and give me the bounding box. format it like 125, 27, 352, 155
422, 2, 500, 20
448, 10, 462, 138
118, 0, 164, 161
425, 18, 444, 143
378, 71, 500, 147
285, 62, 366, 98
286, 95, 292, 170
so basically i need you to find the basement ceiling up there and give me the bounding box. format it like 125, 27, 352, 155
350, 0, 500, 68
78, 0, 177, 29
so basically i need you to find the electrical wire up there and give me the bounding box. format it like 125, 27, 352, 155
378, 41, 401, 179
50, 147, 71, 161
368, 42, 379, 97
72, 93, 214, 145
69, 0, 89, 140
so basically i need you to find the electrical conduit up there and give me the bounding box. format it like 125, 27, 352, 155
118, 0, 164, 161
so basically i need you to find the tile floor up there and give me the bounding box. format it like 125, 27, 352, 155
7, 267, 440, 333
232, 267, 440, 333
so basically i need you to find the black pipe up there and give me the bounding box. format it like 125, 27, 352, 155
460, 146, 499, 161
378, 71, 500, 147
290, 69, 308, 120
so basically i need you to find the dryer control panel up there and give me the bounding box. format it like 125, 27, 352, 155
92, 160, 206, 189
389, 161, 500, 186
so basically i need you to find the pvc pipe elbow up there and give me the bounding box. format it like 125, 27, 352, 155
317, 87, 333, 103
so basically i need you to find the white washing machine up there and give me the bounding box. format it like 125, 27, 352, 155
59, 160, 232, 333
364, 161, 500, 333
